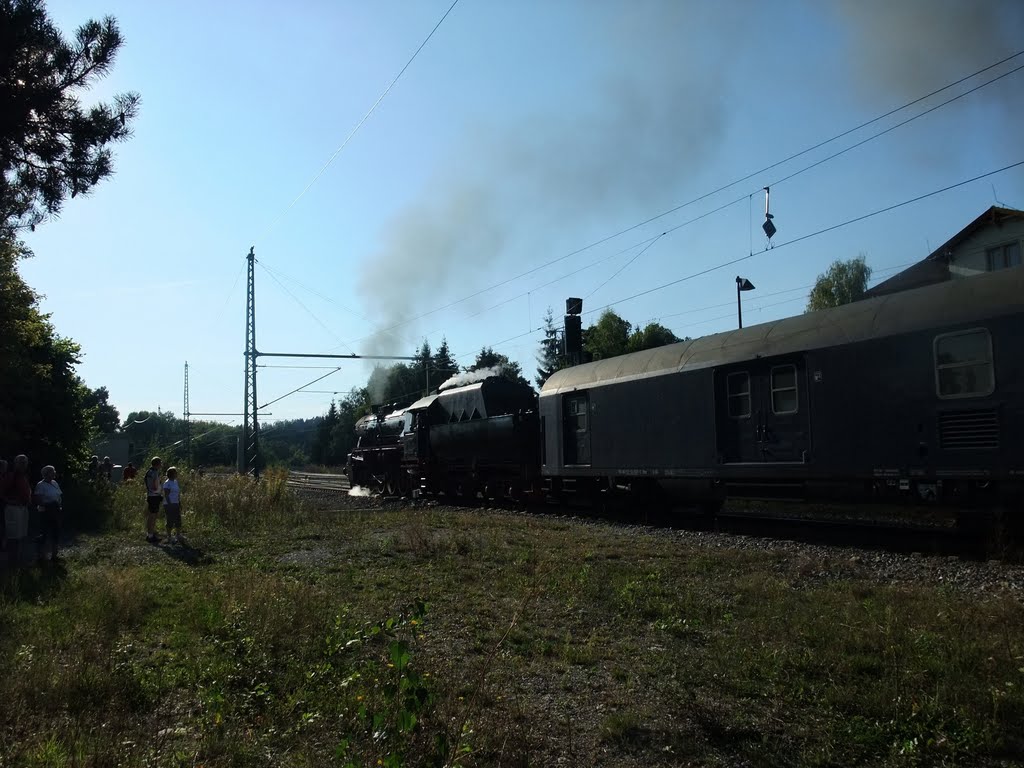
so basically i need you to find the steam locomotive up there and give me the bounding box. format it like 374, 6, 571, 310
346, 265, 1024, 527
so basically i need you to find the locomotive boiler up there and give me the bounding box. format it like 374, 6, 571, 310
400, 377, 540, 499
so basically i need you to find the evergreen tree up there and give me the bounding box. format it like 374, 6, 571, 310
535, 307, 565, 388
414, 340, 432, 396
311, 400, 339, 464
1, 0, 141, 233
431, 337, 458, 388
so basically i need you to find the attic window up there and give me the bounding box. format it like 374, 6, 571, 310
986, 241, 1021, 271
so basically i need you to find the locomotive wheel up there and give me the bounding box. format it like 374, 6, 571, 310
397, 471, 412, 497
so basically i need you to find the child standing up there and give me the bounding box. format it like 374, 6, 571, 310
33, 465, 63, 562
162, 466, 183, 544
144, 457, 162, 543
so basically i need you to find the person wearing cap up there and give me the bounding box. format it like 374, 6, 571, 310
143, 457, 163, 543
162, 466, 183, 544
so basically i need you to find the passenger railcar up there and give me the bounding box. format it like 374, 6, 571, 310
539, 265, 1024, 519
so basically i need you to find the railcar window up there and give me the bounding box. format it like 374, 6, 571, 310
569, 396, 588, 431
727, 372, 750, 418
771, 365, 799, 414
934, 329, 994, 398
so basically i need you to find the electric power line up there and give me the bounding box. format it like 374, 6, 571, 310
580, 160, 1024, 320
259, 262, 357, 354
458, 161, 1023, 359
257, 0, 462, 243
316, 51, 1024, 344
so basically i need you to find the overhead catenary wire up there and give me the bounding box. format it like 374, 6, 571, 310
247, 56, 1024, 414
259, 367, 344, 410
319, 51, 1024, 344
585, 232, 667, 301
645, 261, 915, 325
259, 263, 357, 354
580, 160, 1024, 320
461, 161, 1024, 359
256, 0, 462, 244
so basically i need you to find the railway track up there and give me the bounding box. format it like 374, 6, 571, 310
286, 471, 352, 493
280, 471, 990, 557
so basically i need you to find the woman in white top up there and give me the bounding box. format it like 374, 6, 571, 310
162, 467, 183, 544
33, 465, 63, 562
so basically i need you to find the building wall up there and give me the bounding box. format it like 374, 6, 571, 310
949, 219, 1024, 277
91, 437, 136, 479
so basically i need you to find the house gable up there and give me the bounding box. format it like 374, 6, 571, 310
865, 206, 1024, 298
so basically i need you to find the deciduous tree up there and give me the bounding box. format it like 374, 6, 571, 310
83, 385, 119, 434
468, 346, 530, 388
807, 255, 873, 311
627, 321, 680, 353
0, 238, 93, 474
584, 309, 631, 360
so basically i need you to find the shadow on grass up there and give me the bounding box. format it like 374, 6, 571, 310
155, 540, 214, 567
0, 556, 69, 603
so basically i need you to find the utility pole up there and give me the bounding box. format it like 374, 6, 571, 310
243, 247, 260, 477
183, 361, 191, 468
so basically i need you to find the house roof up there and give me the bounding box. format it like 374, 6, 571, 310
541, 263, 1024, 395
866, 206, 1024, 298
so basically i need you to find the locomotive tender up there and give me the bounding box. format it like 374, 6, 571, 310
349, 265, 1024, 524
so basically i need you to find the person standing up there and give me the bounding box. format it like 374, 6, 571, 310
0, 459, 8, 560
33, 465, 63, 562
122, 462, 138, 482
143, 457, 163, 543
162, 466, 183, 544
4, 455, 32, 565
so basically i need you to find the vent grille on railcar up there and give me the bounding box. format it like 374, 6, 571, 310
938, 409, 1000, 450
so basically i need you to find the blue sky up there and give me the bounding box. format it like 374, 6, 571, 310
19, 0, 1024, 425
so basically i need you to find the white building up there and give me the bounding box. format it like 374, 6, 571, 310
866, 206, 1023, 298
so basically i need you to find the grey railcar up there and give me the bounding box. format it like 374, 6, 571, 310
539, 265, 1024, 510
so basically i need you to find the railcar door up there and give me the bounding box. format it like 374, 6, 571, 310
563, 392, 591, 465
759, 363, 809, 463
716, 370, 760, 463
716, 361, 810, 463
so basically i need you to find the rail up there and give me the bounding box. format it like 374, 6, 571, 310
286, 471, 351, 492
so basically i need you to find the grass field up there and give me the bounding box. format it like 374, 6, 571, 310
2, 473, 1023, 767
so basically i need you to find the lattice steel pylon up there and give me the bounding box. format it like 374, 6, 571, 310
243, 247, 260, 477
183, 361, 191, 468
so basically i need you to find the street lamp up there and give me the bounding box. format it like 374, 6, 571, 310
736, 276, 755, 329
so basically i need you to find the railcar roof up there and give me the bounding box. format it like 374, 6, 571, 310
542, 265, 1024, 395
